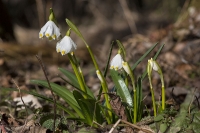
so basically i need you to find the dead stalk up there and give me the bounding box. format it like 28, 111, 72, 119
12, 79, 28, 133
36, 55, 57, 132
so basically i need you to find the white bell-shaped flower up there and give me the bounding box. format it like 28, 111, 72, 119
39, 21, 61, 40
110, 54, 124, 70
148, 58, 159, 71
122, 61, 131, 75
96, 70, 103, 83
56, 36, 77, 56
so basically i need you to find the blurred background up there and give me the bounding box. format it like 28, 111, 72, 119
0, 0, 185, 45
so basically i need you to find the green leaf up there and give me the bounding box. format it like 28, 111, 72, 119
73, 90, 103, 125
110, 69, 133, 106
116, 40, 126, 59
98, 41, 114, 100
131, 43, 159, 70
168, 93, 193, 133
59, 68, 79, 88
73, 90, 93, 125
154, 114, 164, 122
39, 113, 61, 131
188, 111, 200, 132
66, 19, 84, 39
30, 80, 84, 118
59, 68, 94, 98
160, 123, 168, 133
136, 77, 143, 121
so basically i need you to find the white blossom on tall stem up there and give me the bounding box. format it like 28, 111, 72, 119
56, 36, 77, 56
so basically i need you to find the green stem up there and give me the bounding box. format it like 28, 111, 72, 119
86, 44, 99, 70
67, 54, 87, 96
84, 42, 112, 123
148, 77, 157, 116
150, 87, 157, 116
98, 71, 112, 124
71, 54, 87, 94
160, 73, 165, 110
129, 72, 137, 123
65, 19, 112, 122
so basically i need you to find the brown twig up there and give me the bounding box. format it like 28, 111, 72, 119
109, 119, 121, 133
109, 119, 154, 133
35, 55, 57, 132
12, 79, 28, 133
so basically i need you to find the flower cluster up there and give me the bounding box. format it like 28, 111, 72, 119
39, 9, 77, 56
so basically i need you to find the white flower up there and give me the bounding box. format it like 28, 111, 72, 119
96, 70, 103, 83
56, 36, 77, 56
110, 54, 124, 70
39, 21, 61, 40
122, 61, 131, 75
148, 58, 159, 71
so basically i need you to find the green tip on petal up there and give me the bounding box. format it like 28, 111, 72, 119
117, 49, 122, 54
49, 8, 56, 23
66, 28, 71, 36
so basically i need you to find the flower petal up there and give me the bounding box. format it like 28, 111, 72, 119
110, 54, 124, 70
39, 21, 61, 40
56, 36, 77, 55
149, 58, 159, 71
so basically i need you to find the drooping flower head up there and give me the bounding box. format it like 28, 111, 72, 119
39, 8, 61, 40
110, 54, 124, 70
96, 70, 103, 83
148, 58, 159, 71
56, 29, 77, 56
122, 61, 132, 75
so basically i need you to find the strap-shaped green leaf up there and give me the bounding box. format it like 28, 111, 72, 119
110, 69, 133, 107
66, 19, 84, 40
131, 43, 159, 70
136, 77, 143, 121
98, 41, 114, 100
59, 68, 79, 88
116, 40, 126, 59
73, 90, 93, 125
31, 80, 84, 118
58, 68, 94, 98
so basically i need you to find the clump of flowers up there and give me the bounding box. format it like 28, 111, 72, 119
36, 7, 166, 132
